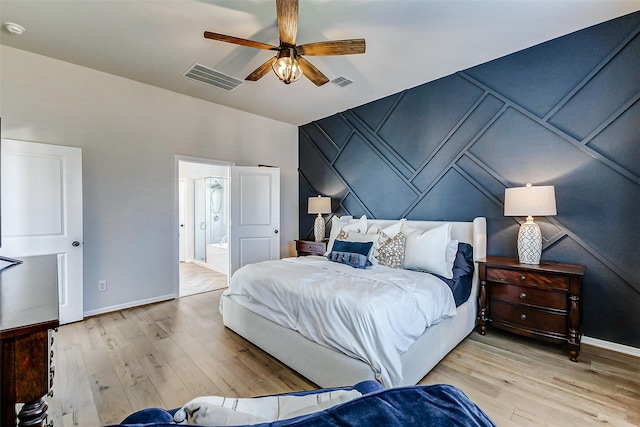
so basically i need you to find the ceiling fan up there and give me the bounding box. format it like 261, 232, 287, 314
203, 0, 366, 86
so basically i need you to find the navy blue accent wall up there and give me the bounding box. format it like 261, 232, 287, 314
299, 12, 640, 348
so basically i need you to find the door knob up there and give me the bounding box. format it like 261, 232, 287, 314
274, 229, 279, 234
72, 241, 81, 247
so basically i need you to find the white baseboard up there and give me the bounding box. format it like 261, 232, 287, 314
83, 293, 176, 318
582, 335, 640, 358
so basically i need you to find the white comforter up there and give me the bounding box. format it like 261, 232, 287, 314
222, 256, 457, 387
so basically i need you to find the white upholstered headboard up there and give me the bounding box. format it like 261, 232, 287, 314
365, 217, 487, 262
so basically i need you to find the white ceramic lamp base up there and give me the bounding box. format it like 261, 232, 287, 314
517, 217, 542, 264
313, 214, 325, 242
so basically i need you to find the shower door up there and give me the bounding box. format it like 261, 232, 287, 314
193, 177, 228, 266
206, 177, 227, 246
193, 178, 207, 262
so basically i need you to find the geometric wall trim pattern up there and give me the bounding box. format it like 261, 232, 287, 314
299, 11, 640, 348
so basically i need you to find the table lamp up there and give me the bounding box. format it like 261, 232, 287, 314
504, 183, 556, 265
308, 196, 331, 242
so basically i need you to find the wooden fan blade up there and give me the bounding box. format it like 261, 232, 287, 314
276, 0, 298, 46
297, 39, 366, 56
204, 31, 278, 51
245, 57, 277, 81
298, 56, 329, 86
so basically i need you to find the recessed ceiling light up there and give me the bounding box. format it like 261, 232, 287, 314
4, 22, 26, 35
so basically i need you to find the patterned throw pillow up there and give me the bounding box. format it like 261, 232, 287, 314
327, 251, 369, 269
376, 231, 405, 269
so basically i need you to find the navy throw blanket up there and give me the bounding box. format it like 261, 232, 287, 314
110, 381, 495, 427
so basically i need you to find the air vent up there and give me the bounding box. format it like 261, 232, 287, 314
331, 76, 354, 87
184, 63, 243, 91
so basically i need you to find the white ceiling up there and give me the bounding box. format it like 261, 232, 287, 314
1, 1, 639, 126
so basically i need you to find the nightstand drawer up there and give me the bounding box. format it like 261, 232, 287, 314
295, 240, 327, 256
490, 283, 567, 310
486, 268, 568, 290
491, 300, 566, 335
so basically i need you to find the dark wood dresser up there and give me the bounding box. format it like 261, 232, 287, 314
1, 255, 59, 427
295, 239, 328, 257
476, 256, 585, 361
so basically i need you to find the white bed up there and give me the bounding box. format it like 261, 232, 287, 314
221, 217, 486, 388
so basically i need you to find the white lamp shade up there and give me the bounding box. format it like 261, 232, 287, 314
308, 196, 331, 214
504, 184, 557, 217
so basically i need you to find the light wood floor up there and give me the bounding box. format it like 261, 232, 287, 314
179, 261, 227, 297
47, 289, 640, 426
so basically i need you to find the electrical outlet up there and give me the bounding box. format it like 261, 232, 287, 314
98, 280, 107, 291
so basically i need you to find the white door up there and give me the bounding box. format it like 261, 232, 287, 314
229, 166, 280, 277
0, 139, 83, 324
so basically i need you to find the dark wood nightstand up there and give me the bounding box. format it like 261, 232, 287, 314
476, 256, 585, 362
1, 256, 59, 427
295, 239, 327, 257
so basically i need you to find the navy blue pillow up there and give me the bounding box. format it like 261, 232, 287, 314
331, 240, 373, 257
328, 240, 374, 269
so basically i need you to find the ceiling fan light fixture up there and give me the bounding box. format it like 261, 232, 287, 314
204, 0, 365, 87
272, 48, 302, 84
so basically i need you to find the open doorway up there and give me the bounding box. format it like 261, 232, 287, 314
178, 159, 230, 297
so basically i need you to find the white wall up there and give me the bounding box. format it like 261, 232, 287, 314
0, 46, 299, 315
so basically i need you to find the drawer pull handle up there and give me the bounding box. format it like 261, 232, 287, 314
519, 292, 527, 299
520, 275, 526, 281
520, 314, 527, 320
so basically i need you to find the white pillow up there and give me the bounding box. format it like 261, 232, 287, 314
325, 215, 367, 255
326, 215, 352, 249
342, 231, 378, 243
403, 223, 455, 278
367, 219, 405, 238
447, 239, 459, 265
